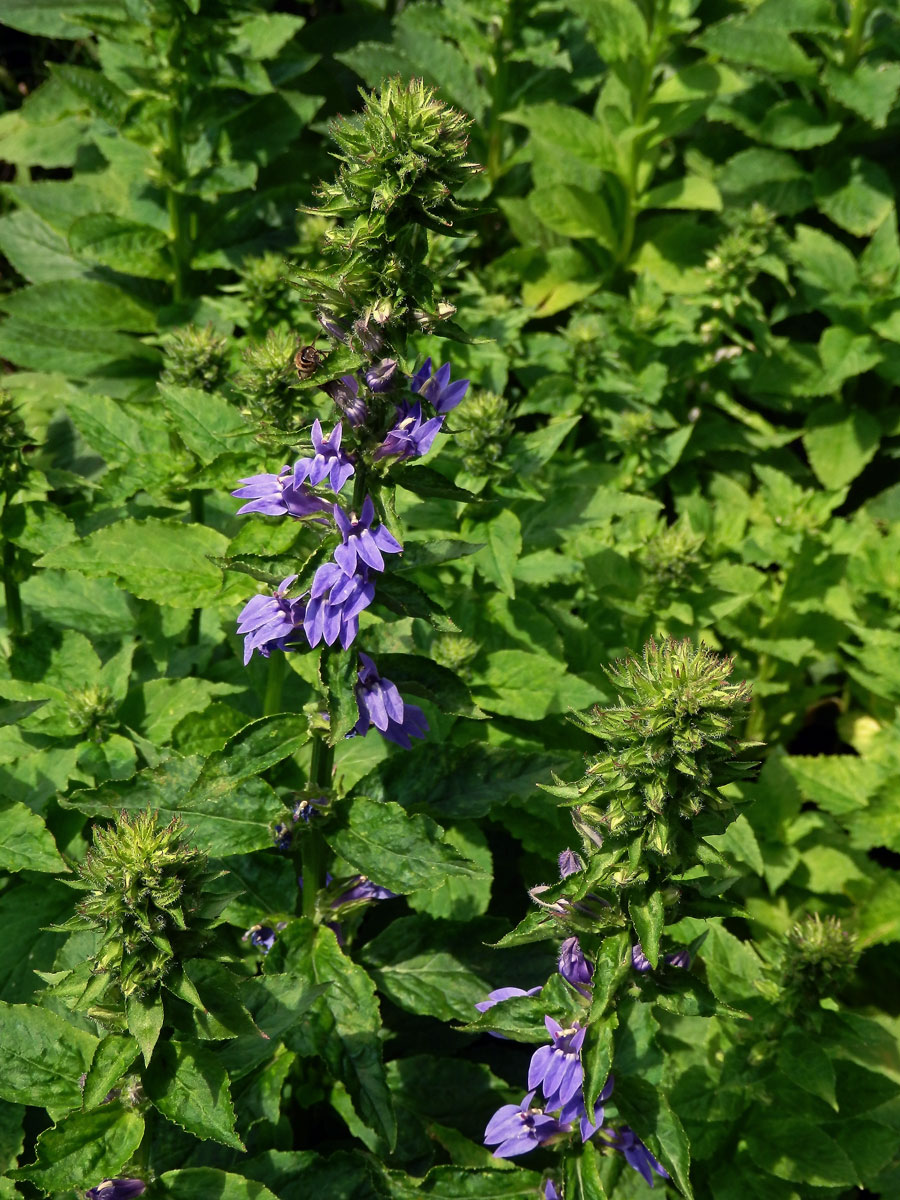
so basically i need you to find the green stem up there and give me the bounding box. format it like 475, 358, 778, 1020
3, 538, 22, 639
186, 490, 205, 646
844, 0, 871, 70
299, 736, 335, 918
263, 651, 286, 717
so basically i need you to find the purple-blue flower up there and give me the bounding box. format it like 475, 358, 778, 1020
558, 848, 584, 878
232, 466, 330, 519
273, 823, 292, 851
543, 1181, 561, 1200
293, 796, 329, 823
322, 375, 368, 427
528, 1017, 586, 1108
331, 875, 397, 907
352, 652, 428, 749
410, 356, 470, 414
366, 358, 398, 392
483, 1091, 564, 1159
303, 562, 374, 649
236, 574, 307, 665
295, 420, 354, 493
374, 400, 444, 461
334, 497, 403, 575
632, 942, 692, 972
559, 936, 594, 998
243, 924, 277, 953
556, 1075, 614, 1142
85, 1182, 145, 1200
600, 1127, 670, 1187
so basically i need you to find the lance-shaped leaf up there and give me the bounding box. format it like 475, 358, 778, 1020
160, 1168, 279, 1200
145, 1040, 244, 1150
82, 1035, 140, 1109
0, 800, 67, 874
365, 653, 486, 720
614, 1075, 694, 1199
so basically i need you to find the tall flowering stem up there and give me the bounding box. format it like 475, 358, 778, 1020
478, 639, 756, 1190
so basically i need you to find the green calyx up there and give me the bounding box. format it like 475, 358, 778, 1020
160, 323, 231, 393
294, 77, 481, 338
73, 809, 227, 998
552, 638, 754, 860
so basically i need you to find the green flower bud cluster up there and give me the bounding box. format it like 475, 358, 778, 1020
642, 520, 705, 595
294, 77, 481, 342
228, 251, 305, 334
72, 810, 227, 999
236, 327, 299, 430
780, 913, 859, 1007
548, 638, 753, 861
456, 390, 513, 477
68, 684, 119, 743
160, 324, 230, 392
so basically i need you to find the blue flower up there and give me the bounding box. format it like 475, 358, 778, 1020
236, 574, 307, 665
558, 848, 584, 878
273, 823, 292, 851
556, 1076, 614, 1142
410, 356, 470, 414
558, 936, 594, 998
365, 358, 399, 392
322, 375, 368, 427
331, 875, 397, 907
232, 467, 330, 519
483, 1091, 564, 1159
632, 942, 692, 972
528, 1017, 586, 1108
600, 1127, 670, 1187
352, 652, 428, 749
374, 400, 444, 462
334, 496, 403, 575
542, 1181, 561, 1200
243, 924, 277, 953
85, 1182, 145, 1200
303, 562, 375, 649
295, 420, 355, 493
293, 796, 329, 823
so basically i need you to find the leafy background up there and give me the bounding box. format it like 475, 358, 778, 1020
1, 0, 900, 1197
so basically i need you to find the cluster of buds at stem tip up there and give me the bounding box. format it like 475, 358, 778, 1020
291, 78, 481, 344
59, 810, 230, 1002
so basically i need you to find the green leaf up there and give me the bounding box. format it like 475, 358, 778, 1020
629, 892, 665, 968
474, 649, 597, 719
641, 175, 722, 211
66, 716, 308, 856
374, 572, 459, 632
506, 103, 620, 172
745, 1118, 858, 1186
0, 279, 156, 332
83, 1036, 140, 1109
614, 1076, 694, 1198
312, 925, 397, 1150
408, 823, 493, 920
564, 1142, 609, 1199
471, 509, 521, 598
568, 0, 648, 61
322, 650, 361, 745
325, 797, 485, 894
360, 916, 494, 1025
530, 184, 617, 247
718, 148, 812, 215
403, 1166, 544, 1198
652, 63, 747, 104
394, 465, 479, 502
697, 16, 816, 77
161, 1168, 279, 1200
792, 225, 858, 298
0, 0, 121, 37
126, 991, 164, 1066
395, 538, 485, 571
758, 99, 841, 148
0, 1000, 97, 1113
583, 1016, 616, 1115
158, 383, 258, 461
777, 1030, 837, 1110
814, 157, 894, 238
823, 62, 900, 129
804, 402, 881, 490
68, 213, 171, 277
146, 1040, 244, 1149
0, 800, 66, 873
37, 518, 229, 608
11, 1107, 144, 1192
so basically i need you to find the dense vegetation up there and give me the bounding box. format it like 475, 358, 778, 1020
1, 1, 899, 1198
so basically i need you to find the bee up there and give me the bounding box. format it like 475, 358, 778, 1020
294, 343, 323, 380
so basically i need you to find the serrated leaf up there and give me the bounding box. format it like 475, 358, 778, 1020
11, 1106, 143, 1192
126, 991, 164, 1067
325, 796, 485, 894
367, 653, 486, 719
68, 213, 171, 277
804, 401, 880, 490
0, 1001, 97, 1113
374, 572, 459, 631
82, 1036, 140, 1109
323, 649, 361, 744
393, 464, 479, 502
777, 1030, 837, 1109
158, 383, 258, 461
0, 800, 66, 873
614, 1076, 693, 1198
160, 1169, 279, 1200
146, 1040, 243, 1149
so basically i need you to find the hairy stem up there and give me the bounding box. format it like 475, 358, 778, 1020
3, 538, 22, 639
